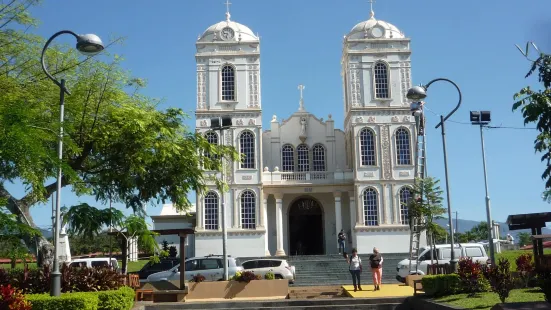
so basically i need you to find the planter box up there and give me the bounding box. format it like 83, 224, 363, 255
186, 279, 289, 301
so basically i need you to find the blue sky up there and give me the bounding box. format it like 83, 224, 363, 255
9, 0, 551, 229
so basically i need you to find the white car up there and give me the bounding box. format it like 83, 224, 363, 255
396, 243, 488, 283
68, 258, 119, 270
241, 259, 296, 283
146, 255, 243, 282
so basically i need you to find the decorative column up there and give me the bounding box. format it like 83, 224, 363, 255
196, 195, 203, 230
233, 189, 239, 228
356, 186, 363, 226
262, 196, 270, 256
274, 193, 286, 256
349, 192, 356, 249
334, 191, 342, 252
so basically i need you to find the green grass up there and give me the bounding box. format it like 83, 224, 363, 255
0, 259, 148, 272
495, 249, 551, 270
435, 288, 545, 310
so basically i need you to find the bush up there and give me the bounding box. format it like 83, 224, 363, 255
516, 253, 535, 288
458, 257, 490, 296
168, 246, 178, 258
96, 287, 134, 310
27, 287, 135, 310
27, 292, 99, 310
265, 272, 275, 280
191, 274, 206, 283
233, 271, 259, 283
421, 274, 460, 297
0, 285, 31, 310
487, 258, 514, 303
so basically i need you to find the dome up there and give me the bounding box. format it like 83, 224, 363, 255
197, 13, 258, 43
346, 12, 405, 40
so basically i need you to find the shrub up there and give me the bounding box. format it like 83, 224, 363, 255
234, 271, 258, 283
191, 274, 206, 283
168, 246, 178, 258
421, 274, 460, 297
265, 272, 275, 280
60, 264, 125, 293
27, 292, 99, 310
487, 258, 514, 303
458, 257, 490, 297
0, 285, 32, 310
95, 287, 135, 310
231, 271, 242, 281
516, 253, 535, 288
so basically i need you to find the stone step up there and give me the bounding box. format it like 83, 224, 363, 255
141, 297, 407, 310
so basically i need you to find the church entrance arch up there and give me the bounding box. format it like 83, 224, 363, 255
288, 197, 324, 256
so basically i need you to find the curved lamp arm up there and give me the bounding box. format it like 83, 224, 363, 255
424, 78, 462, 129
41, 30, 80, 95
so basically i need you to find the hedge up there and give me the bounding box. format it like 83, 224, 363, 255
421, 274, 460, 297
27, 287, 134, 310
26, 292, 99, 310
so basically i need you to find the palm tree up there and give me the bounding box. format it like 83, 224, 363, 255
61, 203, 124, 239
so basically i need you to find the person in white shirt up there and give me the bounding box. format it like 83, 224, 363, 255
346, 248, 362, 291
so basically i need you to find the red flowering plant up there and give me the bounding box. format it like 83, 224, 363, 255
0, 285, 31, 310
457, 257, 489, 297
516, 253, 535, 288
191, 274, 206, 283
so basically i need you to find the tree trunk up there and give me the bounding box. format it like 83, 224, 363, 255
1, 187, 55, 267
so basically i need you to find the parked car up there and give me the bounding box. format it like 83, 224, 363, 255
240, 259, 295, 283
68, 258, 119, 270
396, 243, 489, 283
146, 255, 243, 282
130, 258, 180, 281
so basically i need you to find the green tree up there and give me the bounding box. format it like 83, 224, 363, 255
0, 206, 40, 267
513, 43, 551, 190
0, 1, 237, 265
407, 176, 446, 263
517, 232, 532, 247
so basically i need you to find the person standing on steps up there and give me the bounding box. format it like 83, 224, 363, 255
338, 229, 346, 254
369, 247, 383, 291
346, 248, 362, 292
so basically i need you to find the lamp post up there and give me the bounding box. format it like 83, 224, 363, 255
470, 111, 495, 265
407, 78, 462, 271
41, 30, 104, 297
210, 116, 232, 280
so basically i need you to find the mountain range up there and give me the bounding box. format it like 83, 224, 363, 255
434, 218, 551, 238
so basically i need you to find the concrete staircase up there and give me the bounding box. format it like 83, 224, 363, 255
287, 254, 407, 287
237, 253, 407, 287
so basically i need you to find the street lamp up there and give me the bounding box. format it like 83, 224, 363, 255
407, 78, 462, 271
210, 116, 232, 280
470, 111, 495, 265
41, 30, 104, 297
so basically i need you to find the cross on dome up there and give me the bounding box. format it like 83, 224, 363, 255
368, 0, 375, 18
298, 84, 305, 111
225, 0, 232, 21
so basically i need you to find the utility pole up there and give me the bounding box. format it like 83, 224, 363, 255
470, 111, 495, 265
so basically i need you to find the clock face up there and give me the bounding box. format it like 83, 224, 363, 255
221, 27, 235, 40
371, 26, 384, 38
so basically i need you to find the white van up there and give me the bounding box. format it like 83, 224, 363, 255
396, 243, 488, 283
68, 258, 119, 270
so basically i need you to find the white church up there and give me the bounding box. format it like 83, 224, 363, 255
153, 5, 420, 258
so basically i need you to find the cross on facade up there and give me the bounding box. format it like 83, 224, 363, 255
368, 0, 375, 17
298, 84, 305, 111
225, 0, 232, 14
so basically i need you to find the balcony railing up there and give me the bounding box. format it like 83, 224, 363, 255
262, 169, 353, 185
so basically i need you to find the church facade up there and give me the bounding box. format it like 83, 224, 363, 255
190, 8, 421, 258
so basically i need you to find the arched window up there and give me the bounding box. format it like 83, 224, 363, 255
240, 131, 255, 169
241, 190, 256, 229
395, 128, 412, 165
359, 128, 376, 166
297, 144, 309, 172
221, 65, 235, 101
204, 131, 218, 168
363, 188, 379, 226
204, 191, 219, 230
281, 144, 295, 172
399, 187, 412, 225
374, 62, 389, 99
312, 144, 326, 171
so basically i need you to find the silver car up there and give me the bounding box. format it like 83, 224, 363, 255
241, 259, 295, 283
146, 255, 243, 282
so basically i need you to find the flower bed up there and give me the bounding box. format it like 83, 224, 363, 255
186, 279, 289, 301
27, 286, 135, 310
